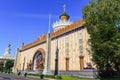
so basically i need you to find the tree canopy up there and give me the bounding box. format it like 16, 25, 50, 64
5, 60, 14, 73
83, 0, 120, 72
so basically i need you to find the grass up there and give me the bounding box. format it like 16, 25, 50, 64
27, 73, 40, 77
17, 73, 120, 80
61, 76, 120, 80
62, 76, 87, 80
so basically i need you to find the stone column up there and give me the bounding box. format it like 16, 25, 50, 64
12, 48, 19, 72
42, 33, 52, 75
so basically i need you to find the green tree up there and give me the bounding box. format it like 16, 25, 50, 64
83, 0, 120, 72
5, 60, 14, 73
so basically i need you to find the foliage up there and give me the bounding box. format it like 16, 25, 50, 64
27, 73, 40, 77
83, 0, 120, 71
62, 76, 86, 80
55, 75, 62, 79
44, 75, 62, 79
44, 75, 55, 78
27, 74, 62, 79
0, 66, 6, 72
5, 60, 14, 73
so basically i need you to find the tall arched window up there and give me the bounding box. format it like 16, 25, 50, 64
79, 31, 83, 54
65, 35, 69, 57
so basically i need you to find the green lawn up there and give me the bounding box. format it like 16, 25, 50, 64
24, 73, 120, 80
62, 76, 89, 80
61, 76, 120, 80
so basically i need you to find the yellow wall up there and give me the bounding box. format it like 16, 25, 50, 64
50, 27, 91, 71
16, 43, 46, 70
16, 27, 92, 71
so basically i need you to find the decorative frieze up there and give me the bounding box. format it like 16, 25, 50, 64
20, 19, 84, 51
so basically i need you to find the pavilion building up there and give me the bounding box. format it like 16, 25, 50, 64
15, 5, 93, 75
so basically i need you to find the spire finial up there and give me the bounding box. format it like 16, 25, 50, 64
8, 43, 11, 47
48, 13, 51, 33
63, 4, 66, 12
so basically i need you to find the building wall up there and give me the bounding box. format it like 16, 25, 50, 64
50, 39, 56, 70
16, 27, 91, 71
16, 43, 46, 70
50, 27, 91, 71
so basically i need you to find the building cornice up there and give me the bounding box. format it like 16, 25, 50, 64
51, 19, 84, 38
20, 19, 85, 52
21, 34, 47, 51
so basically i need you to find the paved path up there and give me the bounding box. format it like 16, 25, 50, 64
0, 73, 46, 80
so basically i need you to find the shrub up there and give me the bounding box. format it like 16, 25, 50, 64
55, 75, 62, 79
44, 75, 62, 79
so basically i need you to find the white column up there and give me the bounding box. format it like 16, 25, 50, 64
12, 48, 19, 72
42, 33, 52, 75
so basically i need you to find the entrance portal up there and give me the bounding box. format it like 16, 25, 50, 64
32, 49, 45, 70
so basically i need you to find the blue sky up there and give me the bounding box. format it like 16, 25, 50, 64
0, 0, 89, 56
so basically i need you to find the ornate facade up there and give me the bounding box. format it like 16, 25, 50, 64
15, 6, 93, 74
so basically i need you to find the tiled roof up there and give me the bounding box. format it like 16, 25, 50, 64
21, 19, 84, 51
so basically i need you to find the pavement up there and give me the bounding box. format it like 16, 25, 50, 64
0, 72, 47, 80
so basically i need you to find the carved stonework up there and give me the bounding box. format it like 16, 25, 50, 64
26, 60, 32, 70
36, 55, 44, 70
21, 34, 47, 51
32, 48, 45, 70
36, 63, 44, 70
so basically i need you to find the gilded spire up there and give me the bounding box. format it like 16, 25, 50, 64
63, 4, 66, 12
48, 13, 51, 33
59, 4, 69, 21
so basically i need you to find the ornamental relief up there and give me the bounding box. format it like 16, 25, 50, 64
36, 53, 45, 70
26, 60, 32, 70
32, 48, 45, 70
